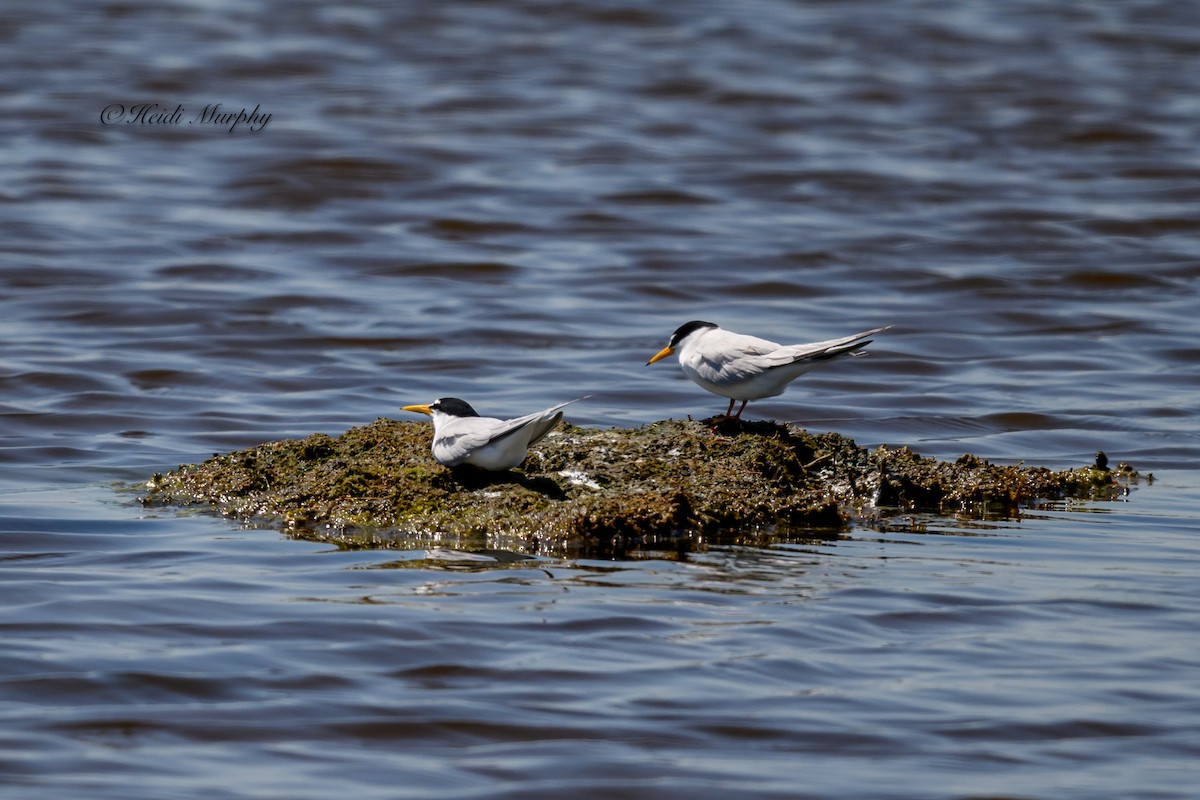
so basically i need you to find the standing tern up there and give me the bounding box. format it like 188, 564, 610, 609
647, 321, 890, 420
402, 397, 581, 470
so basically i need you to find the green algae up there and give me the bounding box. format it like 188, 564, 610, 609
140, 418, 1138, 557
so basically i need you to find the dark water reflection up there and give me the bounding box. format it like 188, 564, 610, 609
2, 0, 1199, 797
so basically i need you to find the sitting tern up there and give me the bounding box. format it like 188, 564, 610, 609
647, 321, 890, 420
402, 397, 580, 470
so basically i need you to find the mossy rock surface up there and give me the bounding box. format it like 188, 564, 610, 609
141, 417, 1137, 557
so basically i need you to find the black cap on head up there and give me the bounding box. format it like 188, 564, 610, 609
669, 320, 718, 347
431, 397, 480, 417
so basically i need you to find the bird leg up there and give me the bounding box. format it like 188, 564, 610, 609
723, 398, 735, 419
731, 400, 747, 420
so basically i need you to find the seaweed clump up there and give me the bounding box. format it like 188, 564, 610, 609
141, 419, 1138, 557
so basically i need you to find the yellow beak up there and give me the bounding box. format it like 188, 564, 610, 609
646, 346, 674, 366
401, 404, 432, 415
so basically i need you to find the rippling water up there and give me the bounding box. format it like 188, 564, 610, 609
4, 484, 1199, 799
2, 1, 1199, 797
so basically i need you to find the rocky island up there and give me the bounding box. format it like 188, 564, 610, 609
140, 417, 1138, 557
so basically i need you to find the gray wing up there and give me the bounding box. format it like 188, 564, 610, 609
433, 418, 510, 465
696, 331, 787, 379
758, 326, 891, 369
489, 398, 584, 446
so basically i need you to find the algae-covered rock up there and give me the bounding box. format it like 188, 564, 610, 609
140, 418, 1137, 557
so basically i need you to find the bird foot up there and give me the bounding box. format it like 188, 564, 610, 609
707, 415, 747, 437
